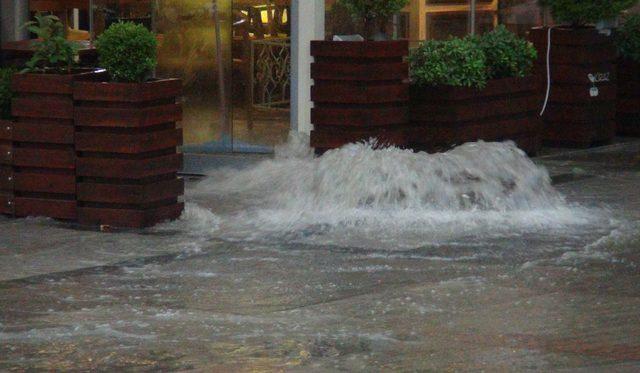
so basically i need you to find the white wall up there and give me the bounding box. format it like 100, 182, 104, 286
291, 0, 325, 135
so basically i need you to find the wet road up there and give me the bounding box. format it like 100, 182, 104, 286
1, 142, 640, 371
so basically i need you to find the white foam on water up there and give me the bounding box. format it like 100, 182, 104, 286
190, 137, 609, 250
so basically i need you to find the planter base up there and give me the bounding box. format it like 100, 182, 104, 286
73, 78, 184, 229
78, 202, 184, 229
8, 69, 105, 219
310, 40, 409, 151
409, 76, 543, 156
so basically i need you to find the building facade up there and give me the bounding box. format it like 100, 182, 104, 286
7, 1, 636, 158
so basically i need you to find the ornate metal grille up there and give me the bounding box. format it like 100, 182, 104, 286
250, 38, 291, 111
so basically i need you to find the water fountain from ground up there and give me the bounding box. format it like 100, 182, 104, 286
188, 135, 608, 249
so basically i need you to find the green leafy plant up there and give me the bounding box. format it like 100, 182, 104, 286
338, 0, 410, 39
538, 0, 638, 26
616, 14, 640, 62
0, 67, 16, 120
23, 14, 78, 73
410, 27, 537, 88
409, 37, 488, 89
96, 22, 157, 83
478, 25, 537, 79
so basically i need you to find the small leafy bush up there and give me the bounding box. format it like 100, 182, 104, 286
409, 37, 488, 89
617, 14, 640, 62
479, 25, 537, 79
538, 0, 638, 26
338, 0, 409, 39
0, 67, 16, 119
96, 22, 157, 83
410, 27, 537, 88
23, 14, 78, 73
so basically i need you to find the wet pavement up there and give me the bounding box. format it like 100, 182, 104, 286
1, 141, 640, 371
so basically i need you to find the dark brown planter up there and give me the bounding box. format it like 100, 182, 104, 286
617, 59, 640, 136
310, 40, 409, 153
408, 76, 543, 155
73, 78, 184, 228
529, 27, 617, 147
9, 69, 105, 220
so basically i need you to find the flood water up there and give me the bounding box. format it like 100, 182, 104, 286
1, 139, 639, 371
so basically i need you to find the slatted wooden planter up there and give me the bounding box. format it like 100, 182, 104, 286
0, 119, 13, 216
9, 69, 104, 220
617, 59, 640, 136
73, 78, 184, 228
529, 27, 617, 147
408, 76, 543, 155
310, 40, 409, 153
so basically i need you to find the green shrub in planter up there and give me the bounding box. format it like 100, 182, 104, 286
409, 37, 488, 89
23, 13, 78, 73
338, 0, 409, 39
616, 14, 640, 62
478, 25, 537, 79
96, 22, 157, 82
538, 0, 638, 26
0, 68, 15, 120
409, 27, 536, 88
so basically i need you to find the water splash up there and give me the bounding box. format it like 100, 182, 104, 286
190, 139, 605, 248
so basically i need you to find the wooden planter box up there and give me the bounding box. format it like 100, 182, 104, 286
529, 27, 617, 147
9, 69, 104, 220
617, 59, 640, 136
408, 76, 543, 155
0, 119, 13, 216
310, 40, 409, 153
73, 78, 184, 228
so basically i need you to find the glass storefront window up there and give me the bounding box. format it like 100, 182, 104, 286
325, 0, 546, 42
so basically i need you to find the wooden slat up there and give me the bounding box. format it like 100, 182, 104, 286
411, 96, 538, 123
310, 127, 406, 150
13, 172, 75, 195
0, 192, 14, 215
0, 120, 12, 141
312, 83, 409, 104
12, 122, 74, 144
544, 103, 616, 124
77, 153, 182, 179
12, 73, 73, 95
14, 197, 76, 220
12, 97, 74, 119
0, 143, 12, 165
312, 62, 408, 81
549, 84, 616, 104
311, 40, 408, 59
77, 177, 184, 204
73, 79, 182, 102
76, 128, 181, 153
312, 105, 408, 127
12, 147, 75, 169
412, 76, 539, 102
617, 115, 640, 137
0, 166, 13, 191
529, 27, 613, 46
409, 116, 542, 145
544, 120, 615, 147
75, 104, 182, 128
78, 202, 184, 228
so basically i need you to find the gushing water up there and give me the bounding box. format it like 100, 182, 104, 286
190, 136, 607, 249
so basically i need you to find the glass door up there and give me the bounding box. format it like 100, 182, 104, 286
93, 0, 291, 154
154, 0, 233, 153
230, 0, 291, 153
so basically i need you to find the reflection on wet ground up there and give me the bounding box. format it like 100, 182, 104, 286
1, 141, 640, 371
